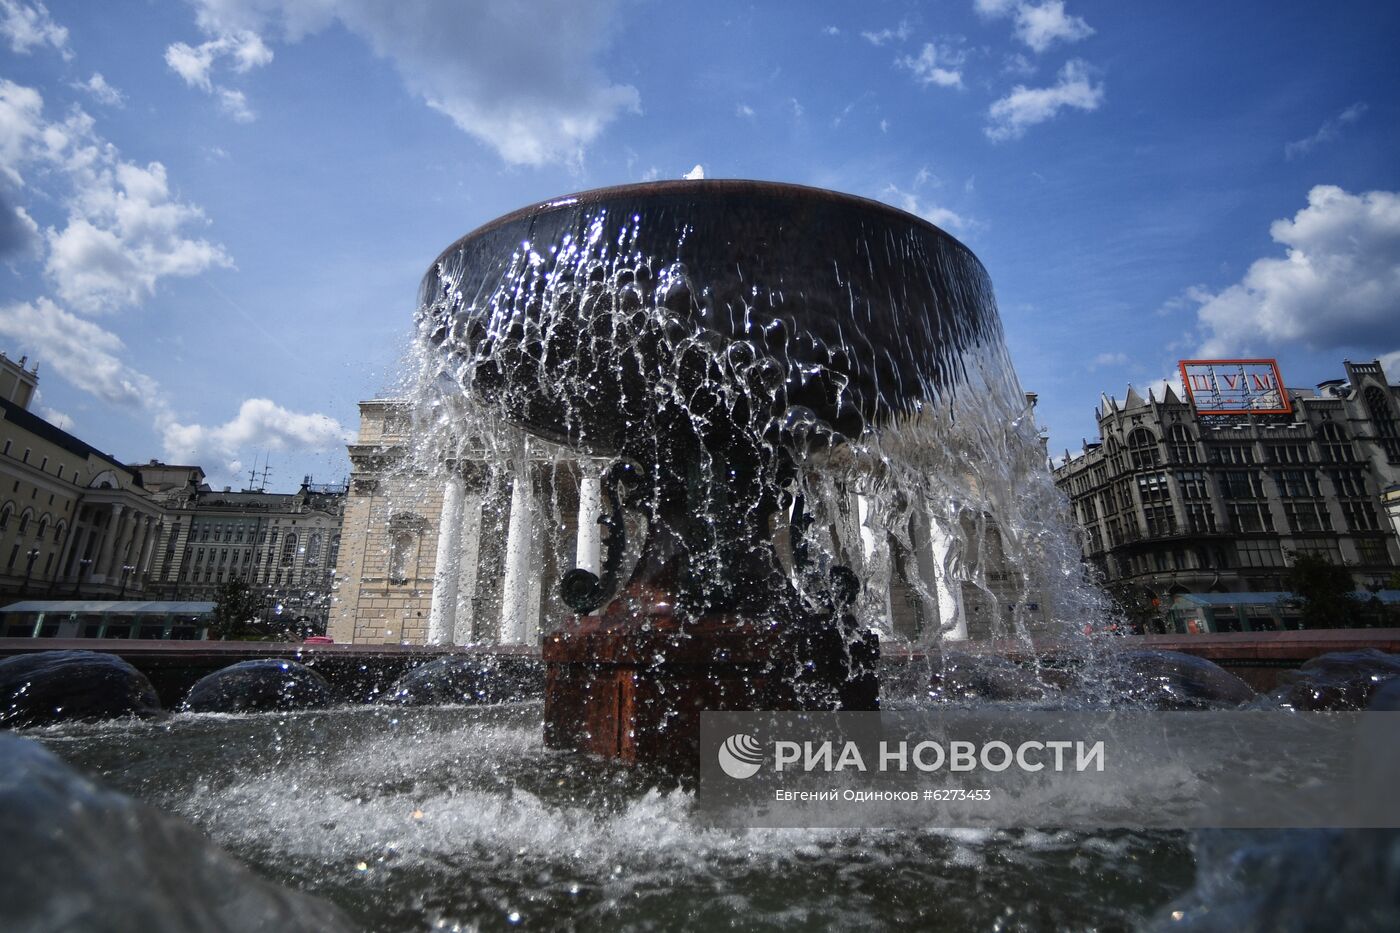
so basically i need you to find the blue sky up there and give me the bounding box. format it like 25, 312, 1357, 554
1, 0, 1398, 488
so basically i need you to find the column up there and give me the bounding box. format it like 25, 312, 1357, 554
95, 504, 125, 579
499, 463, 536, 645
856, 492, 894, 633
139, 520, 160, 579
908, 507, 942, 644
427, 475, 466, 645
454, 488, 484, 642
575, 464, 603, 575
928, 518, 968, 641
128, 516, 151, 583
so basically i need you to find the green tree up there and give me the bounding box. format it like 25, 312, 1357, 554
210, 579, 265, 640
1286, 552, 1357, 630
1105, 582, 1164, 634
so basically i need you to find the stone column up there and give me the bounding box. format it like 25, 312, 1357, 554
95, 504, 125, 579
575, 463, 603, 579
139, 520, 160, 577
427, 475, 466, 645
499, 463, 536, 645
127, 516, 150, 582
856, 492, 894, 633
928, 518, 968, 641
454, 488, 484, 642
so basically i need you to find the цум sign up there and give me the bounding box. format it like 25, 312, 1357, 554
1178, 359, 1291, 415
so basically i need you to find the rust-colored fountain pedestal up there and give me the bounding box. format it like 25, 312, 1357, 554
544, 612, 878, 771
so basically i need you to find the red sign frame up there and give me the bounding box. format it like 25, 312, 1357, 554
1178, 358, 1292, 415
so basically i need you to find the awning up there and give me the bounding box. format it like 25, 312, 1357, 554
1, 600, 216, 615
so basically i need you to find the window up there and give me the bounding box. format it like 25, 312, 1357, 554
1290, 538, 1343, 563
53, 520, 64, 544
306, 533, 321, 565
39, 456, 47, 471
1284, 502, 1332, 533
56, 465, 63, 479
1318, 423, 1356, 463
1356, 539, 1392, 566
1208, 445, 1256, 465
17, 511, 29, 535
1328, 468, 1367, 498
1, 441, 8, 455
0, 505, 10, 531
1342, 500, 1379, 532
36, 516, 48, 540
1220, 471, 1264, 499
1273, 469, 1319, 499
1228, 503, 1274, 533
1137, 472, 1171, 503
1128, 429, 1160, 469
281, 533, 298, 567
1237, 540, 1284, 568
1167, 424, 1198, 464
1178, 470, 1210, 500
21, 448, 29, 463
1144, 504, 1177, 536
1266, 443, 1310, 464
1185, 503, 1215, 533
1364, 386, 1400, 460
388, 532, 415, 584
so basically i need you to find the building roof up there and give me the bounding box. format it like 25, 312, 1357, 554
0, 397, 124, 471
1, 600, 216, 614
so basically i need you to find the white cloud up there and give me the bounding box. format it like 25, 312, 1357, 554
0, 80, 232, 313
897, 42, 966, 89
72, 73, 125, 107
1194, 185, 1400, 357
0, 0, 68, 56
1285, 102, 1368, 160
881, 185, 970, 231
1013, 1, 1093, 52
974, 1, 1093, 53
985, 59, 1103, 141
861, 21, 912, 46
0, 197, 40, 258
823, 25, 841, 36
735, 103, 755, 118
172, 0, 639, 167
1091, 352, 1127, 368
1002, 52, 1036, 76
217, 87, 256, 122
1380, 350, 1400, 383
683, 164, 705, 180
790, 98, 804, 118
164, 31, 273, 91
162, 398, 352, 466
0, 298, 158, 408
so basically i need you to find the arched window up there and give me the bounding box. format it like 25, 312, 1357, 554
54, 520, 66, 544
280, 533, 298, 567
1167, 424, 1197, 464
1106, 435, 1125, 474
328, 534, 341, 570
18, 508, 32, 535
0, 503, 12, 531
1365, 387, 1400, 460
388, 532, 415, 585
1127, 428, 1160, 469
305, 533, 321, 565
36, 514, 49, 540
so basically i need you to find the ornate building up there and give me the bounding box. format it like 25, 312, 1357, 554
0, 353, 166, 604
1052, 359, 1400, 598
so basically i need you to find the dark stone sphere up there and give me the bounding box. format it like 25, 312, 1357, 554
1107, 650, 1256, 710
1368, 677, 1400, 711
0, 650, 161, 727
1268, 649, 1400, 711
380, 655, 543, 706
926, 651, 1055, 703
0, 733, 350, 931
183, 659, 335, 713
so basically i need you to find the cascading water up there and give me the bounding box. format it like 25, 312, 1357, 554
398, 180, 1109, 651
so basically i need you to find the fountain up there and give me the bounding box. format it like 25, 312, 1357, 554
415, 179, 1031, 768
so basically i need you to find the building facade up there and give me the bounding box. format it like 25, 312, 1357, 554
0, 350, 345, 633
1052, 359, 1400, 600
0, 354, 167, 604
134, 464, 345, 631
327, 399, 1047, 646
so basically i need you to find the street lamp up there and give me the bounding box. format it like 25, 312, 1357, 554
73, 558, 92, 598
118, 563, 136, 599
21, 547, 40, 596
